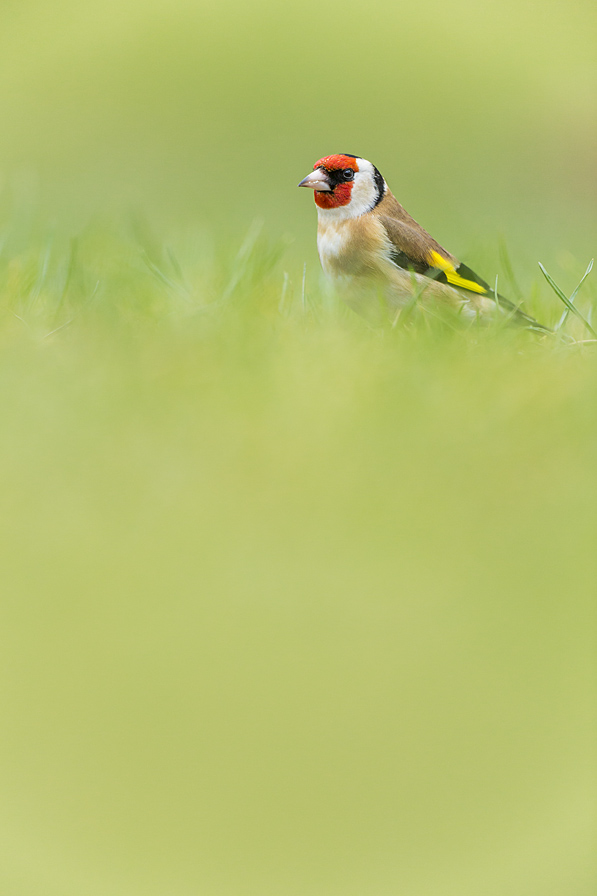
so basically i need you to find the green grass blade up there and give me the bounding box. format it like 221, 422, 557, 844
54, 237, 78, 317
538, 262, 596, 338
499, 239, 523, 301
142, 251, 191, 301
555, 259, 594, 331
569, 258, 593, 303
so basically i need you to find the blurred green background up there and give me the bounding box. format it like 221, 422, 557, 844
0, 2, 596, 895
0, 0, 595, 261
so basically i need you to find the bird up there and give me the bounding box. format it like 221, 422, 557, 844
298, 153, 546, 329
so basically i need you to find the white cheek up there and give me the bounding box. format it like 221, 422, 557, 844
349, 174, 377, 215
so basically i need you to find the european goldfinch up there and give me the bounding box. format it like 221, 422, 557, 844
299, 153, 545, 328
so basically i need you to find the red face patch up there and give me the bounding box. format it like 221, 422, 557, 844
313, 184, 352, 209
313, 154, 359, 172
312, 154, 359, 209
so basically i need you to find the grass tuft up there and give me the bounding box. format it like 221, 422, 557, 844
0, 211, 595, 896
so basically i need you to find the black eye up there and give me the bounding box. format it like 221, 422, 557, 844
343, 169, 354, 180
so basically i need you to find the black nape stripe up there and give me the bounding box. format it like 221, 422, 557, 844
371, 165, 385, 209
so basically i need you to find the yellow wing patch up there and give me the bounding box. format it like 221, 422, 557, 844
428, 250, 488, 295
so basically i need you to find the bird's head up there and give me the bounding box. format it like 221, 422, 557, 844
298, 154, 385, 218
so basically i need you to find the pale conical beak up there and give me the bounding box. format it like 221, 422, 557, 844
297, 169, 332, 192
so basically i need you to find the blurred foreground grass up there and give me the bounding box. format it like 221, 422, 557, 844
0, 217, 595, 895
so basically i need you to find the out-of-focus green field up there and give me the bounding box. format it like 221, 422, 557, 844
0, 2, 596, 895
